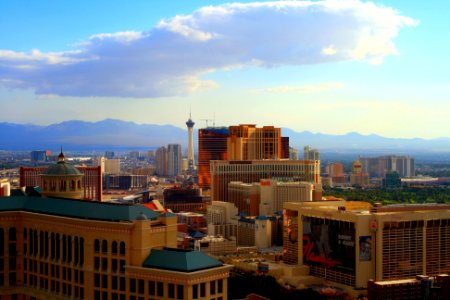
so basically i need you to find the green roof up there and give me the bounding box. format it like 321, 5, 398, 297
143, 248, 223, 272
44, 161, 82, 176
0, 193, 160, 222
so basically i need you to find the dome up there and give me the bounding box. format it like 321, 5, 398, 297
43, 152, 82, 176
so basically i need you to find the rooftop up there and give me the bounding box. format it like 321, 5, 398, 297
143, 247, 223, 272
0, 190, 160, 222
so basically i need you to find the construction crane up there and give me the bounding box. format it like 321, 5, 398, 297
200, 119, 213, 128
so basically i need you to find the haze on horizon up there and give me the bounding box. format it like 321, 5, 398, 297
0, 0, 449, 140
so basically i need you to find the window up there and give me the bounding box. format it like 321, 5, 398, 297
210, 281, 216, 295
102, 275, 108, 288
112, 276, 118, 290
112, 259, 118, 272
94, 274, 100, 287
193, 285, 198, 299
148, 281, 155, 295
157, 282, 164, 297
168, 283, 175, 298
119, 259, 125, 273
138, 279, 144, 294
119, 277, 126, 291
94, 239, 100, 253
102, 240, 107, 253
177, 285, 184, 299
119, 242, 125, 255
218, 279, 223, 293
79, 238, 85, 266
200, 283, 206, 297
94, 257, 100, 270
102, 257, 108, 271
129, 278, 136, 293
112, 241, 118, 254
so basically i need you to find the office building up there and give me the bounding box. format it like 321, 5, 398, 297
186, 114, 196, 171
198, 127, 229, 190
167, 144, 182, 177
155, 147, 168, 176
0, 190, 232, 299
360, 155, 415, 178
289, 147, 299, 160
283, 201, 450, 292
304, 146, 320, 161
30, 150, 49, 163
210, 159, 321, 203
104, 151, 115, 159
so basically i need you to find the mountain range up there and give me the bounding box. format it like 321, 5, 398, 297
1, 119, 449, 152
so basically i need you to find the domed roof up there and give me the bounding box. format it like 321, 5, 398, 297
43, 152, 82, 176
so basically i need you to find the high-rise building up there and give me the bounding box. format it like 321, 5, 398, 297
186, 114, 195, 171
326, 162, 345, 185
167, 144, 182, 177
211, 160, 321, 203
155, 146, 168, 176
227, 125, 284, 160
129, 151, 140, 160
30, 150, 48, 162
198, 127, 229, 190
304, 146, 320, 161
104, 151, 115, 159
360, 155, 415, 178
289, 147, 299, 160
349, 160, 369, 187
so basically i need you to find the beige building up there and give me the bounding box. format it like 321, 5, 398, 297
210, 159, 321, 203
206, 201, 238, 239
227, 179, 316, 216
0, 192, 232, 300
93, 157, 121, 175
349, 160, 369, 187
283, 201, 450, 292
0, 157, 232, 299
227, 125, 282, 160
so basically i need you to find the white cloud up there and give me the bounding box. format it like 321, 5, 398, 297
261, 82, 344, 93
0, 0, 417, 98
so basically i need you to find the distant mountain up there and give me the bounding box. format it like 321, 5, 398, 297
282, 128, 450, 152
0, 119, 196, 151
1, 119, 449, 152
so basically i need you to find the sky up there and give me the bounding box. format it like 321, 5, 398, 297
0, 0, 449, 139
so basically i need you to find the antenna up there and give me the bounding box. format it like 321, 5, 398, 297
213, 112, 215, 127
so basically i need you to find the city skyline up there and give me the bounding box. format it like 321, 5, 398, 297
1, 0, 449, 139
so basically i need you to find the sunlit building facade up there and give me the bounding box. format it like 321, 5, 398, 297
283, 201, 450, 292
198, 127, 229, 190
211, 160, 321, 203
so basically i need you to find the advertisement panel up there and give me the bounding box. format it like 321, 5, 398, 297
303, 217, 355, 274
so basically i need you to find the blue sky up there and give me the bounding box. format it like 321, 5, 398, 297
0, 0, 449, 139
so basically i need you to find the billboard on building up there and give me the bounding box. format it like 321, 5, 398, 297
303, 217, 355, 274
